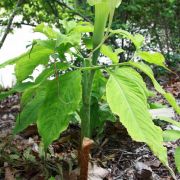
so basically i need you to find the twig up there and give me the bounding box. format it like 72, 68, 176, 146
55, 0, 91, 22
15, 22, 36, 27
0, 22, 36, 27
45, 0, 61, 28
0, 0, 25, 49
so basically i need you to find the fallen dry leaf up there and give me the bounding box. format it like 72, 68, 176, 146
88, 163, 109, 180
135, 162, 152, 179
4, 163, 15, 180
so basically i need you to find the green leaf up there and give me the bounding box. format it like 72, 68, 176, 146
137, 51, 166, 67
35, 62, 69, 84
34, 23, 59, 39
175, 146, 180, 172
0, 82, 34, 100
92, 70, 107, 99
0, 50, 32, 69
129, 62, 180, 114
48, 177, 55, 180
88, 0, 122, 8
83, 38, 123, 63
163, 130, 180, 141
133, 34, 144, 49
56, 32, 81, 47
110, 29, 144, 49
99, 103, 116, 123
14, 86, 46, 134
0, 40, 55, 70
106, 67, 168, 165
83, 38, 93, 49
87, 0, 104, 6
164, 93, 180, 114
35, 39, 56, 50
75, 22, 94, 33
34, 68, 54, 84
91, 99, 115, 136
115, 0, 122, 7
0, 91, 14, 100
149, 103, 167, 109
110, 29, 134, 41
15, 45, 53, 82
37, 71, 82, 148
157, 117, 180, 128
60, 20, 77, 33
108, 66, 150, 100
115, 48, 125, 55
20, 85, 38, 107
0, 58, 18, 69
90, 98, 102, 135
101, 45, 119, 63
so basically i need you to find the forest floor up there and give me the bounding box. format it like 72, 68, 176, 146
0, 73, 179, 180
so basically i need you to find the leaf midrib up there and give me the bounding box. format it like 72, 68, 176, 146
111, 73, 146, 140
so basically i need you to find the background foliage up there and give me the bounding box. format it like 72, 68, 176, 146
0, 0, 179, 71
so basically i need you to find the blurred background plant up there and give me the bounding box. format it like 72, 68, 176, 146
0, 0, 179, 75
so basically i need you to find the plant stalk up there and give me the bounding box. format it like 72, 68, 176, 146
80, 3, 110, 140
81, 59, 92, 139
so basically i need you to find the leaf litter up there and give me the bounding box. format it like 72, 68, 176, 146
0, 74, 180, 180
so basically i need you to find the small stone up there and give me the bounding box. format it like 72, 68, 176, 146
8, 114, 15, 120
11, 105, 20, 112
135, 162, 152, 180
32, 143, 39, 153
145, 160, 161, 168
1, 114, 8, 120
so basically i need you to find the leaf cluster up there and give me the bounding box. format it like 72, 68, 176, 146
0, 2, 180, 178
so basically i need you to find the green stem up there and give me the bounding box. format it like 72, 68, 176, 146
81, 59, 92, 139
73, 62, 130, 71
80, 62, 128, 139
80, 3, 110, 140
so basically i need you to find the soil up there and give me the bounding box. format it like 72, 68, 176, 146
0, 74, 179, 180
